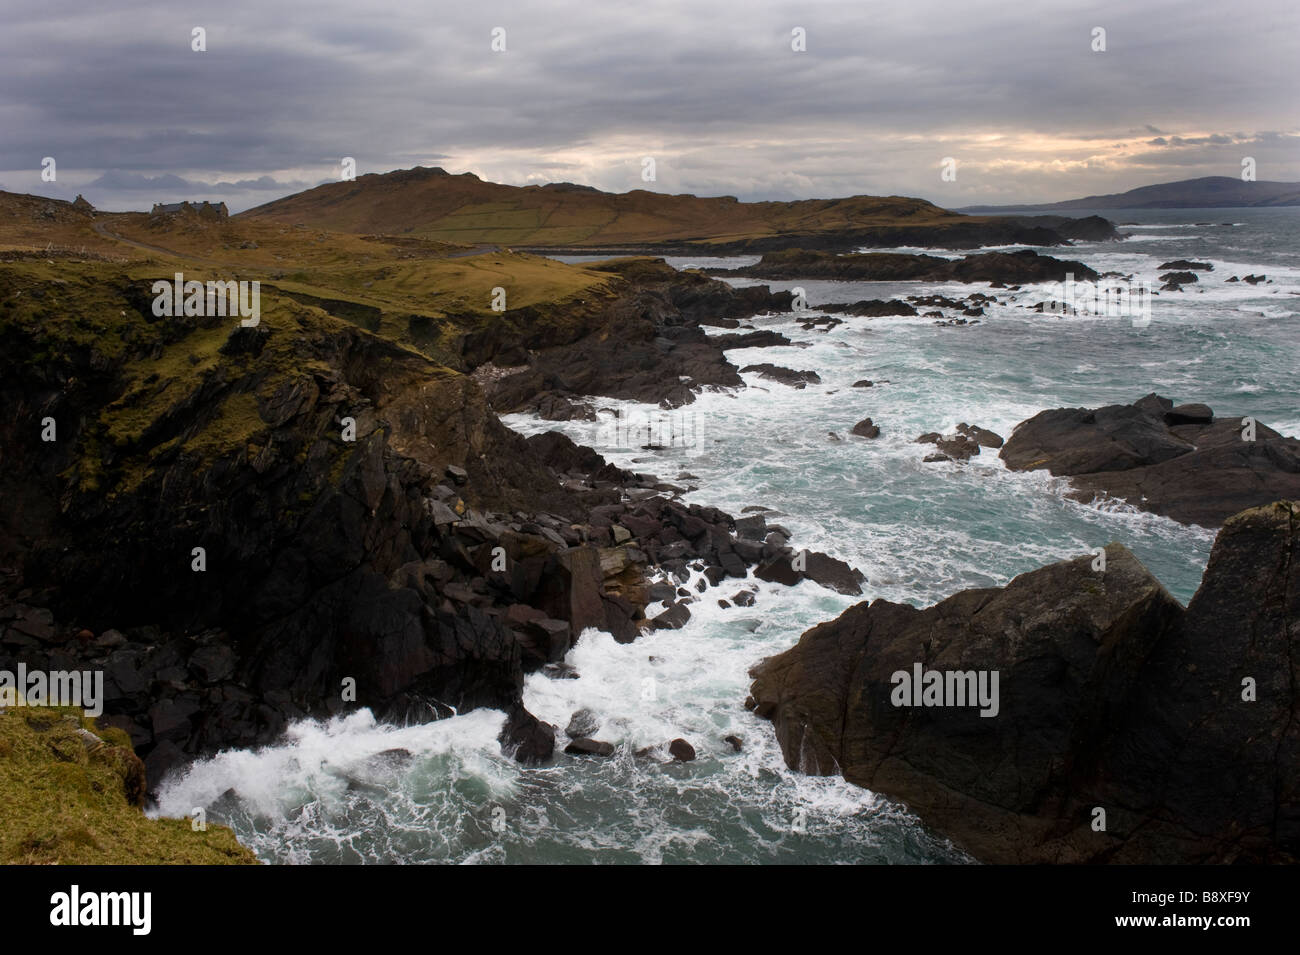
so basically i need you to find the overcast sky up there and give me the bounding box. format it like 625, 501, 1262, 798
3, 0, 1297, 212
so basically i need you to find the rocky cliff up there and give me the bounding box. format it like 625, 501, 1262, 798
0, 253, 855, 789
750, 501, 1299, 863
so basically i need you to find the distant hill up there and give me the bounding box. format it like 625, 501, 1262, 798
240, 166, 1115, 252
959, 176, 1300, 212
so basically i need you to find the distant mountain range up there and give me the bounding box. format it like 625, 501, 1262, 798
958, 176, 1300, 212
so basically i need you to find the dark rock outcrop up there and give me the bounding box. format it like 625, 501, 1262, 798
1165, 402, 1213, 425
668, 738, 696, 762
820, 299, 917, 317
708, 329, 792, 350
565, 737, 616, 757
526, 215, 1117, 256
0, 260, 853, 790
915, 429, 986, 462
739, 364, 822, 389
484, 258, 794, 411
754, 550, 865, 595
1159, 270, 1199, 290
1000, 393, 1300, 526
499, 707, 556, 765
565, 708, 600, 739
957, 422, 1003, 449
692, 216, 1116, 253
750, 501, 1300, 864
850, 418, 880, 439
721, 248, 1099, 284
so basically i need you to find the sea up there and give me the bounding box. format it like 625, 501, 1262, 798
150, 206, 1300, 864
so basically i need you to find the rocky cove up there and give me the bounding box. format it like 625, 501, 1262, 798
3, 199, 1298, 864
0, 256, 864, 788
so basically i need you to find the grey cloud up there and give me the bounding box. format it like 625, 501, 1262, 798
1, 0, 1296, 210
87, 171, 305, 192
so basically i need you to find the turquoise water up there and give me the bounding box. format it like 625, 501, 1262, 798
152, 207, 1299, 863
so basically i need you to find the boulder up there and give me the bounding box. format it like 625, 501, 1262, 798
850, 418, 881, 439
917, 431, 980, 461
498, 707, 556, 765
601, 594, 642, 644
755, 551, 865, 595
1165, 402, 1213, 425
652, 601, 692, 630
668, 738, 697, 762
739, 364, 822, 389
541, 546, 607, 635
754, 555, 800, 587
517, 617, 571, 667
534, 393, 596, 421
805, 552, 866, 594
188, 644, 236, 684
496, 706, 553, 764
935, 435, 979, 461
148, 697, 201, 744
565, 708, 600, 739
956, 422, 1004, 449
565, 738, 616, 757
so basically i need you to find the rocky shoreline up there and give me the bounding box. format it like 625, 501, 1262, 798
479, 258, 796, 413
713, 247, 1100, 283
749, 500, 1299, 864
517, 214, 1119, 256
4, 225, 1293, 865
1000, 393, 1300, 526
0, 256, 862, 792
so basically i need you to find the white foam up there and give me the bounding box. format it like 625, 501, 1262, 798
154, 219, 1291, 863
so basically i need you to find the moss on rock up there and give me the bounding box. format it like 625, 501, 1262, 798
0, 705, 257, 864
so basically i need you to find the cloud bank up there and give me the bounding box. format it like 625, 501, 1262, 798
3, 0, 1297, 211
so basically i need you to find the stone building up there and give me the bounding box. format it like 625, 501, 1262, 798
149, 200, 229, 219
